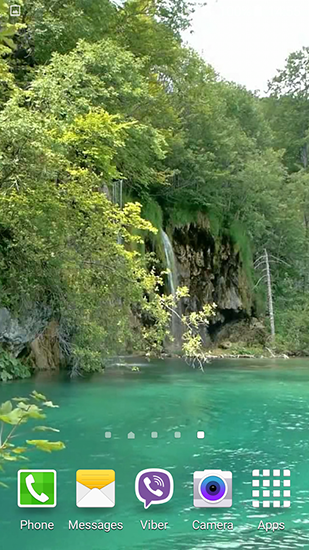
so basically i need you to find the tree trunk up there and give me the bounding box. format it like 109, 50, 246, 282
264, 248, 275, 341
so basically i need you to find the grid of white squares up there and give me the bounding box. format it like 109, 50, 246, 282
252, 469, 290, 508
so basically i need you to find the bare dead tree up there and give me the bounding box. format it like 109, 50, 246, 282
254, 249, 275, 341
254, 249, 291, 343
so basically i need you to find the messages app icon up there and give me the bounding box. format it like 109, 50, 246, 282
76, 470, 115, 508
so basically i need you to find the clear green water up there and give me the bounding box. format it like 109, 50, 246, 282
1, 358, 309, 549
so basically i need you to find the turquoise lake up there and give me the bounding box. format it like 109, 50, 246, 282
1, 358, 309, 549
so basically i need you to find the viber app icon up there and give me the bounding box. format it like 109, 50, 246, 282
135, 469, 174, 509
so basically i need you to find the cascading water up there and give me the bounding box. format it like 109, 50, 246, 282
161, 230, 178, 296
161, 230, 182, 348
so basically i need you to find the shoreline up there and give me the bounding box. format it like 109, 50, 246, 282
1, 352, 309, 384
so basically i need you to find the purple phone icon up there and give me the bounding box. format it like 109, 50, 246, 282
135, 469, 174, 509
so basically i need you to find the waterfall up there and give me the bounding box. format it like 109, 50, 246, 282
161, 230, 178, 297
161, 230, 182, 348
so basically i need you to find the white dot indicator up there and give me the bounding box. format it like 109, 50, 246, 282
197, 431, 205, 439
151, 431, 158, 439
174, 431, 181, 438
105, 431, 111, 439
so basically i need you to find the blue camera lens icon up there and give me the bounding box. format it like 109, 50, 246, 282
193, 470, 232, 508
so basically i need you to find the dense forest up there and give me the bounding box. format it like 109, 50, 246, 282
1, 0, 309, 379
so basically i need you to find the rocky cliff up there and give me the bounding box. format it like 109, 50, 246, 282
0, 308, 60, 370
0, 222, 256, 371
170, 223, 253, 343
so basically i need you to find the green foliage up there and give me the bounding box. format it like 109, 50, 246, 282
0, 351, 31, 381
259, 47, 309, 347
229, 221, 253, 282
27, 39, 169, 191
0, 1, 16, 51
0, 94, 168, 371
181, 302, 216, 369
29, 39, 148, 118
167, 205, 200, 228
275, 293, 309, 355
0, 391, 65, 483
2, 0, 309, 364
264, 48, 309, 173
0, 32, 174, 372
20, 0, 117, 64
140, 198, 165, 261
142, 199, 163, 230
221, 344, 263, 357
18, 0, 199, 69
0, 0, 19, 97
207, 210, 223, 239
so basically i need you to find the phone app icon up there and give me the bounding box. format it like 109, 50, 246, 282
18, 469, 57, 508
193, 470, 232, 508
135, 468, 174, 509
76, 470, 115, 508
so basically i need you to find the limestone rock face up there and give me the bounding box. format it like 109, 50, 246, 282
0, 306, 59, 367
171, 224, 252, 332
0, 307, 50, 356
30, 320, 60, 370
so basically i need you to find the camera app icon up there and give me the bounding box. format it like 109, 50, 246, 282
193, 470, 232, 508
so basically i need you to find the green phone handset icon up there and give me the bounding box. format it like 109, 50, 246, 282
18, 469, 57, 508
26, 474, 49, 503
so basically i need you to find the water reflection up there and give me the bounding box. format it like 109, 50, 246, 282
1, 358, 309, 549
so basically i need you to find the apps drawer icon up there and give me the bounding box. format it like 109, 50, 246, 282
76, 470, 115, 508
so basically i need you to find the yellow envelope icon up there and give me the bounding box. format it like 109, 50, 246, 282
76, 470, 115, 508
